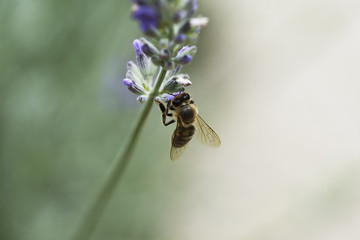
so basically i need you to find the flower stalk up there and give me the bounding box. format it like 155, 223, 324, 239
71, 68, 168, 240
71, 0, 208, 238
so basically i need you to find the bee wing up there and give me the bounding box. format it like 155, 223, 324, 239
195, 115, 221, 148
170, 142, 189, 161
170, 130, 190, 161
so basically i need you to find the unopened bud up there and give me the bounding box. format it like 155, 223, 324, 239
139, 38, 159, 57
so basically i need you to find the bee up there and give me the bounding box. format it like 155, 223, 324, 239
155, 92, 221, 161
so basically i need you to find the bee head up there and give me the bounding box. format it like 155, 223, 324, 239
171, 92, 192, 107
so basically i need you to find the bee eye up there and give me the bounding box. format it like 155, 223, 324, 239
183, 94, 189, 100
173, 99, 181, 106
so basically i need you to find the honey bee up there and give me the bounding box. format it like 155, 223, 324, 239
155, 92, 221, 161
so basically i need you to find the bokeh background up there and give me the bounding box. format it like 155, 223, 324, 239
1, 0, 360, 239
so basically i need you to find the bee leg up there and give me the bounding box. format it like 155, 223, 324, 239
155, 99, 166, 114
164, 119, 175, 126
165, 101, 173, 117
163, 101, 175, 126
155, 100, 175, 126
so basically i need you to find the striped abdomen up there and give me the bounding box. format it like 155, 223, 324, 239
172, 125, 195, 148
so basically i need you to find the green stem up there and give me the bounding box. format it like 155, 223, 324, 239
71, 67, 168, 240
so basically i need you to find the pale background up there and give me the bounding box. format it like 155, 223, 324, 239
1, 0, 360, 239
174, 0, 360, 239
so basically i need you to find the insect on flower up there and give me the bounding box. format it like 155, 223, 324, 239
123, 0, 216, 159
155, 92, 221, 161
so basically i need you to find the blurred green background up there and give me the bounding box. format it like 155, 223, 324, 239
2, 0, 360, 240
0, 1, 201, 239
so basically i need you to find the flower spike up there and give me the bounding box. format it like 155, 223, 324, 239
123, 0, 207, 103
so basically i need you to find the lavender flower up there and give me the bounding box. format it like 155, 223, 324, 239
129, 0, 207, 69
73, 2, 210, 239
175, 33, 186, 43
186, 0, 198, 17
132, 4, 159, 35
123, 39, 192, 103
174, 45, 197, 64
124, 0, 207, 103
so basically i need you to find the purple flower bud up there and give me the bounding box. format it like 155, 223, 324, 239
133, 39, 143, 57
166, 94, 175, 101
175, 46, 196, 65
164, 92, 182, 102
178, 46, 190, 54
123, 78, 145, 95
177, 45, 197, 57
178, 55, 192, 64
123, 78, 133, 87
132, 40, 150, 73
132, 5, 159, 34
175, 33, 186, 43
187, 0, 198, 17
